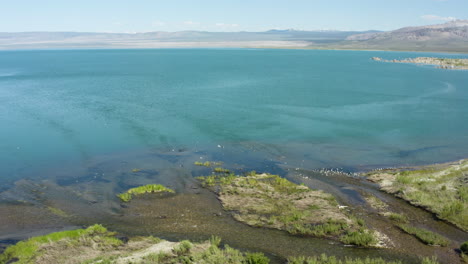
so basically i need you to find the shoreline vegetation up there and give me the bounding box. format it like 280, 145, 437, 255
372, 57, 468, 70
363, 195, 450, 247
365, 159, 468, 231
196, 170, 381, 248
1, 159, 467, 263
0, 225, 442, 264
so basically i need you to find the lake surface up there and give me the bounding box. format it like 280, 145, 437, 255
1, 49, 468, 186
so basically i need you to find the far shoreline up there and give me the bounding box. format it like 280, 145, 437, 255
1, 45, 468, 55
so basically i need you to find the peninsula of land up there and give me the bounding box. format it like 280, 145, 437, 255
372, 57, 468, 70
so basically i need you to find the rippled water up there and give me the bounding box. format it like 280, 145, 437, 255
1, 49, 467, 185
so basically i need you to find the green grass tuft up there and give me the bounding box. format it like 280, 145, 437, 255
245, 252, 270, 264
173, 240, 193, 256
214, 167, 231, 173
387, 213, 408, 223
117, 184, 175, 202
397, 224, 449, 246
340, 229, 377, 247
460, 241, 468, 254
194, 161, 223, 167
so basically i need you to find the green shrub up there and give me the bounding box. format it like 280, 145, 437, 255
420, 256, 439, 264
340, 229, 377, 247
461, 241, 468, 254
173, 240, 193, 255
209, 235, 222, 247
244, 252, 270, 264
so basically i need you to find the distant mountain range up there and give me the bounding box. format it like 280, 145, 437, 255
338, 20, 468, 52
1, 20, 467, 52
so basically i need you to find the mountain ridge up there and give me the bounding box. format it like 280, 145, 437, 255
0, 21, 467, 52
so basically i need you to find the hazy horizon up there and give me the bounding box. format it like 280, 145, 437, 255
1, 0, 467, 33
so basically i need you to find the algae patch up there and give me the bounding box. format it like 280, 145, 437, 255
117, 184, 175, 202
198, 173, 379, 247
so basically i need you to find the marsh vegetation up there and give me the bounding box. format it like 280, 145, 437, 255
197, 172, 380, 247
287, 254, 440, 264
366, 159, 468, 231
0, 225, 271, 264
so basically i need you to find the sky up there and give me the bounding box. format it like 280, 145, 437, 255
1, 0, 467, 33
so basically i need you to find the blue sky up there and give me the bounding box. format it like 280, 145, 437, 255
1, 0, 467, 32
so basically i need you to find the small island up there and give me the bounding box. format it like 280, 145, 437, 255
372, 57, 468, 70
197, 172, 381, 247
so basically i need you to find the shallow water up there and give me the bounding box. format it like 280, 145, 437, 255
1, 49, 468, 185
1, 49, 468, 262
0, 147, 466, 263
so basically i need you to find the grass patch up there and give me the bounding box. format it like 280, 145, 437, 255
193, 237, 269, 264
245, 252, 270, 264
387, 213, 408, 223
198, 173, 377, 246
214, 167, 231, 173
117, 184, 175, 202
0, 224, 122, 264
421, 257, 440, 264
397, 224, 449, 246
366, 159, 468, 231
287, 253, 403, 264
173, 240, 193, 256
288, 254, 441, 264
143, 252, 171, 262
1, 227, 271, 264
364, 195, 388, 211
340, 229, 378, 247
194, 161, 223, 167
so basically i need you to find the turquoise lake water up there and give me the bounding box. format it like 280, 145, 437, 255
1, 49, 467, 185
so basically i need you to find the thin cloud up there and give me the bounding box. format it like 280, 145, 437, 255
421, 14, 457, 21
